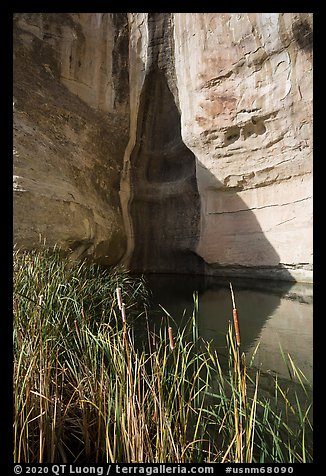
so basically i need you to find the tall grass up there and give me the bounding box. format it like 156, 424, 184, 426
13, 248, 313, 463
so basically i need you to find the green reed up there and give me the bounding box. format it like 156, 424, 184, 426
13, 248, 312, 463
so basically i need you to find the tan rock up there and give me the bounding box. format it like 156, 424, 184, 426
13, 13, 129, 265
13, 13, 313, 281
174, 13, 312, 281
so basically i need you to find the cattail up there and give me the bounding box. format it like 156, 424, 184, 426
168, 326, 175, 350
233, 308, 241, 348
116, 287, 126, 324
230, 283, 241, 348
74, 319, 81, 339
121, 303, 126, 324
116, 287, 123, 310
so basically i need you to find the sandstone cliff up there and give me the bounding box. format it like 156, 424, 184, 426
13, 13, 129, 265
174, 13, 312, 282
13, 13, 313, 281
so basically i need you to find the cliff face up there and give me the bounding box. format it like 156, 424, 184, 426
13, 13, 313, 281
124, 13, 202, 274
13, 13, 129, 264
173, 13, 313, 281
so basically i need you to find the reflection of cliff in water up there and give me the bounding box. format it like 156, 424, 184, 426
145, 274, 313, 384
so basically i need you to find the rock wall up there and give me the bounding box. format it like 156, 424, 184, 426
13, 13, 313, 281
13, 13, 129, 265
173, 13, 313, 282
125, 14, 203, 273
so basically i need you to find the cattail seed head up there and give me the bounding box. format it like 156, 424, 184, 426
116, 287, 123, 310
168, 326, 175, 350
233, 308, 241, 348
121, 303, 126, 324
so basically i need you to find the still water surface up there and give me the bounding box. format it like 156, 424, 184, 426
144, 274, 313, 385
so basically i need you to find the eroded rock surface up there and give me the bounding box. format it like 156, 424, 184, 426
127, 14, 203, 273
13, 13, 313, 281
13, 13, 129, 265
173, 13, 313, 281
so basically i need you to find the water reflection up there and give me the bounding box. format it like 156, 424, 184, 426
145, 274, 313, 385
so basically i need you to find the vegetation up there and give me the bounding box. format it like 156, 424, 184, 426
13, 248, 313, 463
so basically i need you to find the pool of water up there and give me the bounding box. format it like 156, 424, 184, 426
143, 274, 313, 385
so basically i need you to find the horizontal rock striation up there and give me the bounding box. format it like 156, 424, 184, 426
13, 13, 312, 281
173, 13, 312, 282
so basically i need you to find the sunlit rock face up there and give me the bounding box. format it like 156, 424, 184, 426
13, 13, 312, 281
123, 13, 312, 282
13, 13, 129, 265
173, 13, 312, 282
